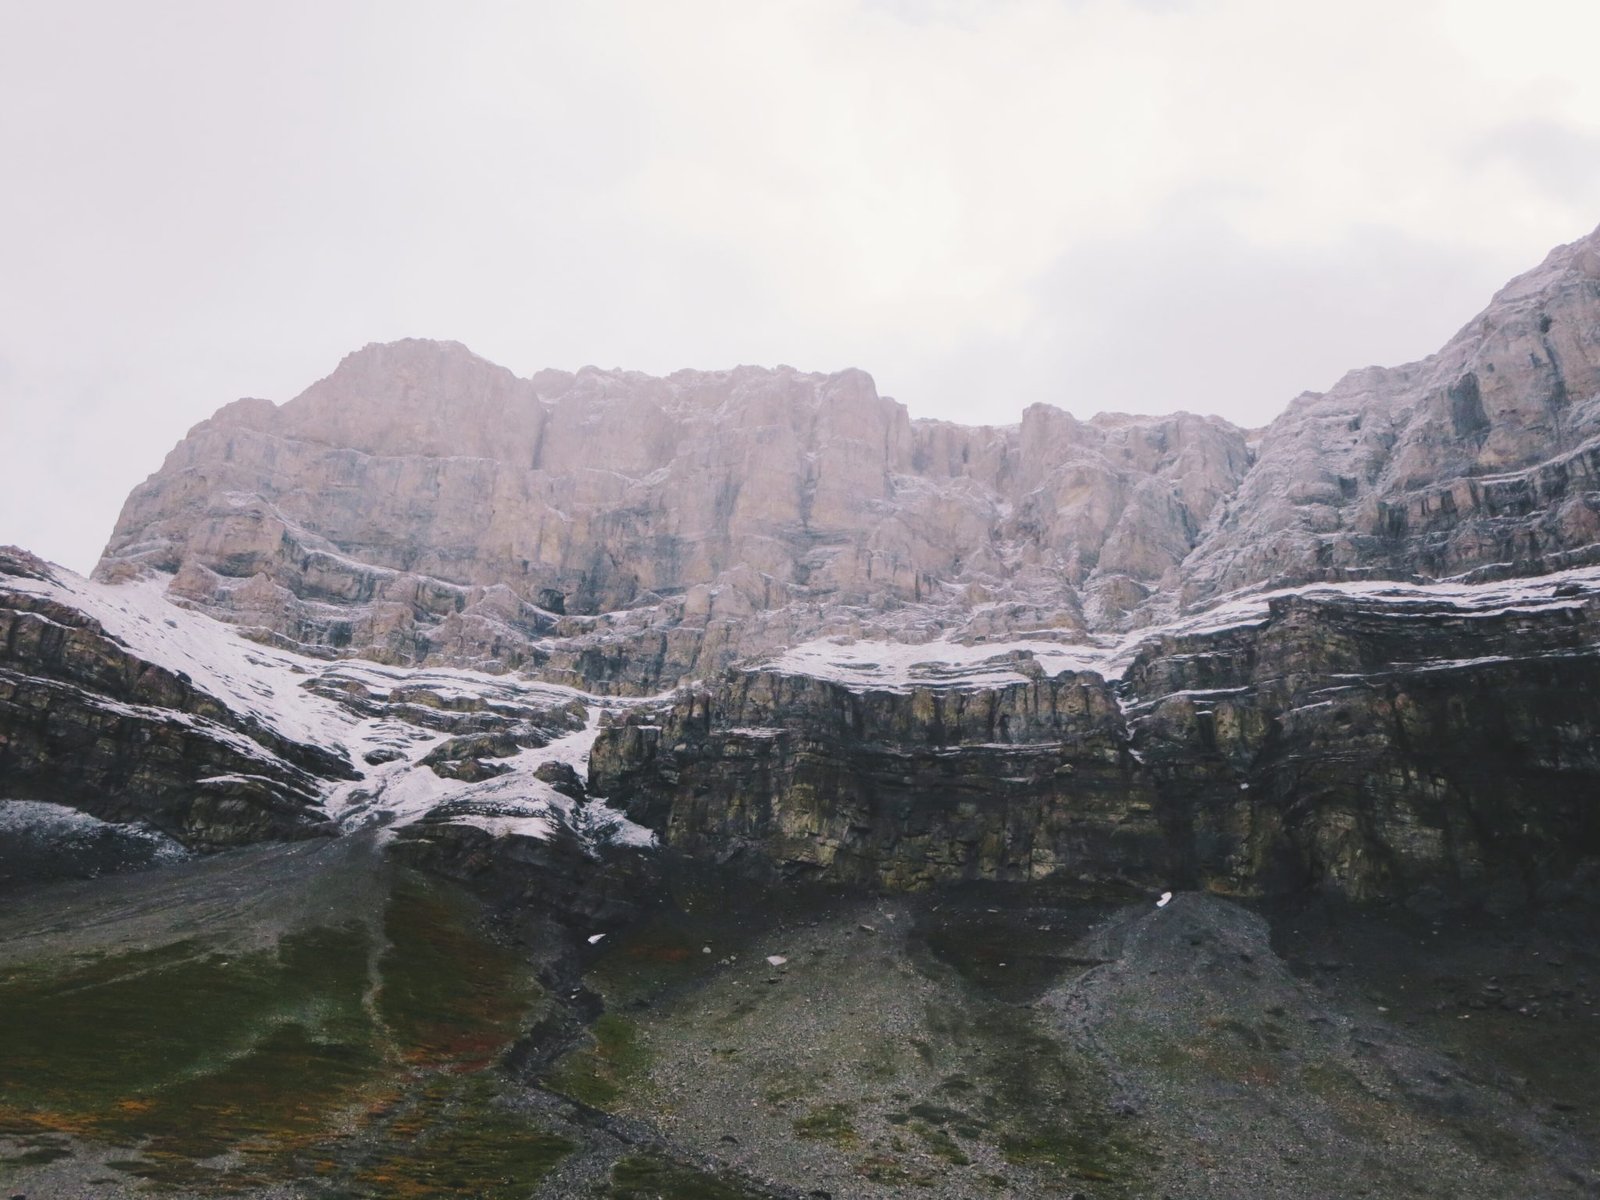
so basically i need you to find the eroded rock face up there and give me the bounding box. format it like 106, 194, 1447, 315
97, 343, 1250, 677
1179, 225, 1600, 605
48, 220, 1600, 905
591, 573, 1600, 901
589, 669, 1159, 890
1122, 589, 1600, 902
0, 548, 353, 846
94, 229, 1600, 692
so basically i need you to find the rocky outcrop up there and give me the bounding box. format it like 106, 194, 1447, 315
590, 668, 1159, 890
95, 343, 1250, 680
1123, 584, 1600, 902
0, 800, 187, 888
590, 570, 1600, 903
21, 219, 1600, 907
0, 547, 353, 846
91, 227, 1600, 695
1179, 224, 1600, 605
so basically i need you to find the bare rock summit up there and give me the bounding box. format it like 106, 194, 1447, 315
99, 342, 1251, 686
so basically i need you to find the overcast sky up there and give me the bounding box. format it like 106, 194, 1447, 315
4, 1, 1600, 573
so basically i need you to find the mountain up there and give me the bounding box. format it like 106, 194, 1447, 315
4, 225, 1600, 1198
50, 221, 1600, 903
91, 224, 1600, 698
1183, 226, 1600, 600
94, 344, 1251, 688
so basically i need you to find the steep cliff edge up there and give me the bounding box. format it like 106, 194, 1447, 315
0, 547, 354, 845
94, 345, 1251, 680
7, 220, 1594, 906
591, 566, 1600, 903
590, 664, 1154, 891
92, 227, 1600, 694
1179, 224, 1600, 604
0, 546, 650, 862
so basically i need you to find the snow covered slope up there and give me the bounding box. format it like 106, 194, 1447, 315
0, 548, 649, 856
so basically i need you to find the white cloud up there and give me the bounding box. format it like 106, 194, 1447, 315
1, 0, 1598, 570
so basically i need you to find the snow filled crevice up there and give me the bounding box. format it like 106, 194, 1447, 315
4, 570, 358, 755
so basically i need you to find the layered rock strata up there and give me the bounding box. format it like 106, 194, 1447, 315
1181, 226, 1600, 601
92, 226, 1600, 696
95, 344, 1252, 679
0, 549, 641, 860
591, 667, 1153, 890
591, 569, 1600, 902
0, 548, 353, 845
10, 221, 1600, 905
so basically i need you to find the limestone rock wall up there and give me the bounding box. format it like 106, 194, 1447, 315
57, 221, 1600, 902
97, 343, 1251, 676
0, 548, 353, 845
1123, 589, 1600, 901
1179, 224, 1600, 605
589, 669, 1162, 890
93, 229, 1600, 690
590, 579, 1600, 902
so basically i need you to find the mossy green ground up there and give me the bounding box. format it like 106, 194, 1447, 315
542, 1012, 652, 1109
333, 1074, 574, 1199
0, 868, 568, 1194
792, 1101, 860, 1148
607, 1152, 769, 1199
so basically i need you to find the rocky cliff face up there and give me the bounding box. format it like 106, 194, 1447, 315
7, 221, 1598, 906
96, 343, 1252, 681
591, 566, 1600, 903
590, 666, 1155, 891
93, 228, 1600, 696
1, 544, 654, 866
0, 547, 353, 845
1124, 586, 1600, 904
1179, 226, 1600, 604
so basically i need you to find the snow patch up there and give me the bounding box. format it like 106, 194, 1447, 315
3, 564, 656, 858
3, 570, 355, 755
0, 799, 187, 862
759, 636, 1115, 693
758, 562, 1600, 692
